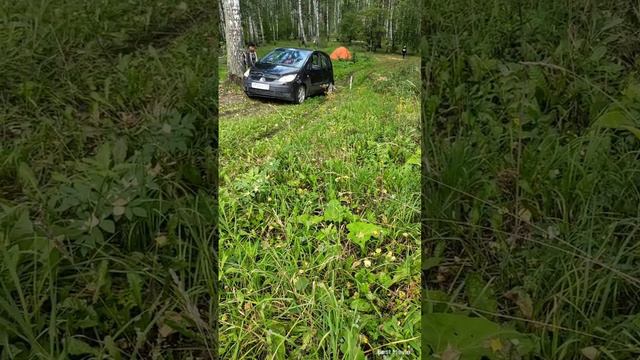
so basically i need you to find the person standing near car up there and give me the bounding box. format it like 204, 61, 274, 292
402, 45, 407, 59
241, 42, 258, 71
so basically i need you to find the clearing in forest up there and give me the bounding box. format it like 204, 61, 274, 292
218, 45, 422, 358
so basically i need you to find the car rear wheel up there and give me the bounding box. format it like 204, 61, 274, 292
296, 85, 306, 104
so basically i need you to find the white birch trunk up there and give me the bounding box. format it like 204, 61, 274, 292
307, 0, 313, 39
222, 0, 245, 83
333, 0, 338, 34
389, 0, 394, 49
219, 0, 226, 41
308, 0, 312, 35
325, 2, 329, 36
248, 15, 255, 43
258, 7, 265, 44
272, 11, 277, 42
384, 0, 389, 39
313, 0, 320, 45
297, 0, 308, 44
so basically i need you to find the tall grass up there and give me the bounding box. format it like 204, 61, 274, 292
1, 0, 218, 358
423, 0, 640, 358
219, 47, 421, 358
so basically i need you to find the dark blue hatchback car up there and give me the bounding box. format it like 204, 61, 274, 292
243, 48, 334, 104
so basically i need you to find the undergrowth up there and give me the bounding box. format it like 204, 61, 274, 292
0, 0, 218, 358
219, 47, 421, 359
423, 0, 640, 359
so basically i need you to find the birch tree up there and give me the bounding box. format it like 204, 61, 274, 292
233, 0, 419, 52
219, 0, 226, 41
313, 0, 320, 46
297, 0, 308, 44
325, 2, 329, 36
308, 0, 313, 38
222, 0, 245, 83
258, 8, 265, 44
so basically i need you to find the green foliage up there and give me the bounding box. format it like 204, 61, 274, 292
339, 9, 363, 44
593, 82, 640, 139
424, 313, 537, 359
0, 0, 218, 358
324, 199, 353, 222
594, 110, 640, 139
424, 0, 640, 358
237, 0, 419, 54
360, 6, 386, 51
465, 273, 498, 315
219, 45, 420, 358
347, 222, 383, 254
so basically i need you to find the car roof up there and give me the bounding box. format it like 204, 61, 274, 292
275, 47, 311, 51
274, 47, 328, 55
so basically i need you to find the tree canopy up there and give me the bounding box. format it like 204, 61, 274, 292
220, 0, 420, 52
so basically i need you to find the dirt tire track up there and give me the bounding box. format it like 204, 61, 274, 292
219, 103, 263, 117
250, 96, 328, 142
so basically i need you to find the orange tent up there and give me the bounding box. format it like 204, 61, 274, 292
330, 46, 352, 61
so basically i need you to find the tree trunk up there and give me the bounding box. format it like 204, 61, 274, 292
313, 0, 320, 46
337, 0, 341, 30
248, 15, 255, 43
308, 0, 312, 35
258, 7, 265, 44
334, 0, 337, 38
325, 2, 329, 38
222, 0, 245, 83
298, 0, 308, 44
218, 0, 226, 41
384, 1, 389, 40
272, 11, 277, 42
307, 0, 313, 41
390, 0, 394, 50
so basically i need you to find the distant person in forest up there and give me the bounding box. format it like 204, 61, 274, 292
242, 42, 258, 71
402, 45, 407, 59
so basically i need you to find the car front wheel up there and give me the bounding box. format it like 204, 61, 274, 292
296, 85, 306, 104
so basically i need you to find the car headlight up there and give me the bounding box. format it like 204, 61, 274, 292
243, 69, 250, 78
278, 74, 297, 83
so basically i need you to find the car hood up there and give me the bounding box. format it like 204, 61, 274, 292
252, 62, 299, 76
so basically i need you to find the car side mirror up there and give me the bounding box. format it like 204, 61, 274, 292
311, 64, 321, 71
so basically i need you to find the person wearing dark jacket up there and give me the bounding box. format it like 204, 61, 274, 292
402, 46, 407, 59
241, 42, 258, 70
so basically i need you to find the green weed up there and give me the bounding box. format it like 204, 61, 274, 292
219, 44, 420, 358
1, 0, 218, 358
423, 0, 640, 358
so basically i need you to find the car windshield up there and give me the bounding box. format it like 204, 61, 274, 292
258, 48, 312, 68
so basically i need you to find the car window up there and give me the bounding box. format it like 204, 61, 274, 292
321, 54, 331, 70
259, 48, 312, 68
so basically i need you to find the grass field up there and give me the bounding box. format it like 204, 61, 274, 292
423, 0, 640, 359
1, 1, 218, 358
218, 45, 421, 358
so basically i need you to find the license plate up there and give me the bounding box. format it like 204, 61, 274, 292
251, 82, 269, 90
